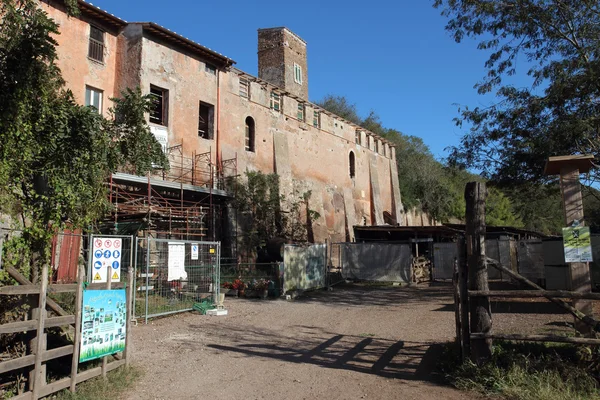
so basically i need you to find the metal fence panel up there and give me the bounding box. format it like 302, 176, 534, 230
518, 239, 544, 283
283, 244, 327, 291
340, 243, 412, 283
135, 238, 220, 322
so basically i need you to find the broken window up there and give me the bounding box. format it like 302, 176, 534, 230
270, 92, 281, 112
349, 151, 356, 179
149, 85, 168, 126
297, 103, 305, 121
313, 110, 320, 128
245, 116, 255, 152
294, 63, 303, 84
355, 131, 361, 145
205, 63, 217, 75
198, 101, 214, 139
239, 77, 250, 98
85, 86, 103, 114
88, 25, 105, 63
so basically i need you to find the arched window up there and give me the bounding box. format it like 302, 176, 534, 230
349, 151, 356, 179
245, 116, 255, 152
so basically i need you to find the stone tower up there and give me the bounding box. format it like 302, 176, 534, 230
258, 27, 308, 100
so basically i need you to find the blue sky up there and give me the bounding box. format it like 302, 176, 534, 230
87, 0, 525, 159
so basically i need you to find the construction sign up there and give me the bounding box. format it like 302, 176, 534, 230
92, 238, 122, 283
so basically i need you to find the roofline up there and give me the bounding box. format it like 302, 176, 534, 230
77, 1, 127, 29
258, 27, 307, 45
135, 22, 236, 68
232, 68, 396, 148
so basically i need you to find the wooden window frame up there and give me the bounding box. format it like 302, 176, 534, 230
149, 85, 168, 126
88, 25, 105, 63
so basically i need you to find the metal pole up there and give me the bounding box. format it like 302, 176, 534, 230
145, 237, 150, 324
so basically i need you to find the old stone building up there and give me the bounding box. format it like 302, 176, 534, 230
40, 1, 406, 253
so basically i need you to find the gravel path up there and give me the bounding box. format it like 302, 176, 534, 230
123, 283, 569, 400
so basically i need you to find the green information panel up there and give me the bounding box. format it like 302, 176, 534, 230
562, 226, 593, 263
80, 289, 127, 362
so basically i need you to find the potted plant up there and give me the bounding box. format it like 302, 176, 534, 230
254, 279, 271, 299
222, 279, 246, 297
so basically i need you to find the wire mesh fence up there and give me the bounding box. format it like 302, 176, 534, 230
134, 238, 220, 322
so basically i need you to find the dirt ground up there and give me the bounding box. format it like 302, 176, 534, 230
123, 283, 572, 400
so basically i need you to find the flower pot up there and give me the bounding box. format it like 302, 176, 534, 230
224, 289, 238, 297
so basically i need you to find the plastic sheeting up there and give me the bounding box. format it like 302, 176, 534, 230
432, 243, 458, 280
283, 244, 327, 291
341, 243, 412, 283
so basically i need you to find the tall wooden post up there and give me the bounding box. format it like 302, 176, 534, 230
545, 155, 594, 335
465, 182, 492, 364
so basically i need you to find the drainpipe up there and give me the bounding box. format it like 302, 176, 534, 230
216, 69, 221, 171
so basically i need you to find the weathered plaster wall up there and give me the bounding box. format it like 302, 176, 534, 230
42, 2, 120, 116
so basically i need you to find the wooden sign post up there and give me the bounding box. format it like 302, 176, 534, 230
544, 155, 595, 335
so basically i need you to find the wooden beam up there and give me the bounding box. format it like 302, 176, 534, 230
7, 266, 69, 317
70, 265, 84, 392
471, 332, 600, 345
469, 290, 600, 300
0, 319, 37, 334
0, 354, 35, 374
32, 264, 49, 399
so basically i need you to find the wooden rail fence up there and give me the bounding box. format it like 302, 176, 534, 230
0, 264, 134, 399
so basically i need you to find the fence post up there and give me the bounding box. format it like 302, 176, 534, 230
32, 264, 49, 399
453, 257, 462, 355
70, 265, 84, 392
465, 181, 492, 365
125, 266, 134, 366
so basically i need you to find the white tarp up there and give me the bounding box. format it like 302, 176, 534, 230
168, 242, 187, 281
341, 243, 412, 283
283, 244, 326, 291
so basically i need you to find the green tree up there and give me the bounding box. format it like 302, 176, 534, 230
486, 187, 523, 227
434, 0, 600, 187
0, 0, 167, 281
316, 94, 362, 125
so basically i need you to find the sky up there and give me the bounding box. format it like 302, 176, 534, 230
88, 0, 527, 159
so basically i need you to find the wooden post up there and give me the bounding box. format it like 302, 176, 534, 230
102, 266, 111, 379
32, 264, 49, 399
458, 238, 470, 361
453, 257, 462, 356
70, 265, 84, 392
465, 182, 492, 365
124, 266, 134, 366
545, 155, 594, 336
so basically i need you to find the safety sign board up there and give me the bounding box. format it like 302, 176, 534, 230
91, 237, 122, 283
191, 243, 199, 260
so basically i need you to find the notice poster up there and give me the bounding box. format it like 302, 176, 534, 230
91, 237, 122, 283
80, 289, 127, 362
563, 226, 593, 263
191, 243, 199, 260
168, 242, 187, 281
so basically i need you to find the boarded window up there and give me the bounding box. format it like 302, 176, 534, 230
88, 25, 105, 63
313, 110, 320, 128
85, 86, 103, 114
349, 151, 356, 179
297, 103, 305, 121
245, 117, 255, 152
270, 92, 281, 112
149, 85, 168, 126
198, 102, 214, 139
239, 77, 250, 98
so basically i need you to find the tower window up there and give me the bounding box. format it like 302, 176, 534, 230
297, 103, 305, 121
294, 63, 303, 85
198, 102, 214, 139
245, 117, 255, 152
349, 151, 356, 179
313, 110, 320, 128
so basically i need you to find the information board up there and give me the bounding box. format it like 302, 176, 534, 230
91, 237, 122, 283
80, 289, 127, 362
168, 242, 187, 281
563, 226, 593, 263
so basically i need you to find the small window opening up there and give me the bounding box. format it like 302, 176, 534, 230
205, 63, 217, 75
294, 63, 303, 84
198, 102, 215, 139
245, 116, 255, 152
375, 140, 379, 153
349, 151, 356, 179
270, 92, 281, 112
355, 131, 361, 145
88, 25, 105, 63
313, 111, 320, 128
239, 77, 250, 98
85, 86, 103, 114
297, 103, 305, 121
149, 85, 168, 126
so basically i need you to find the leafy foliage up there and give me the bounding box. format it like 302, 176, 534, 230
434, 0, 600, 187
232, 171, 319, 257
0, 0, 167, 281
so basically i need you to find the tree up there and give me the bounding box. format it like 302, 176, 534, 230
316, 94, 362, 125
434, 0, 600, 187
486, 187, 523, 227
0, 0, 167, 281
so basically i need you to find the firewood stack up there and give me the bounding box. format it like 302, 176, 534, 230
412, 256, 431, 283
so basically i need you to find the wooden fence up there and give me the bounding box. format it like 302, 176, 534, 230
0, 264, 133, 399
